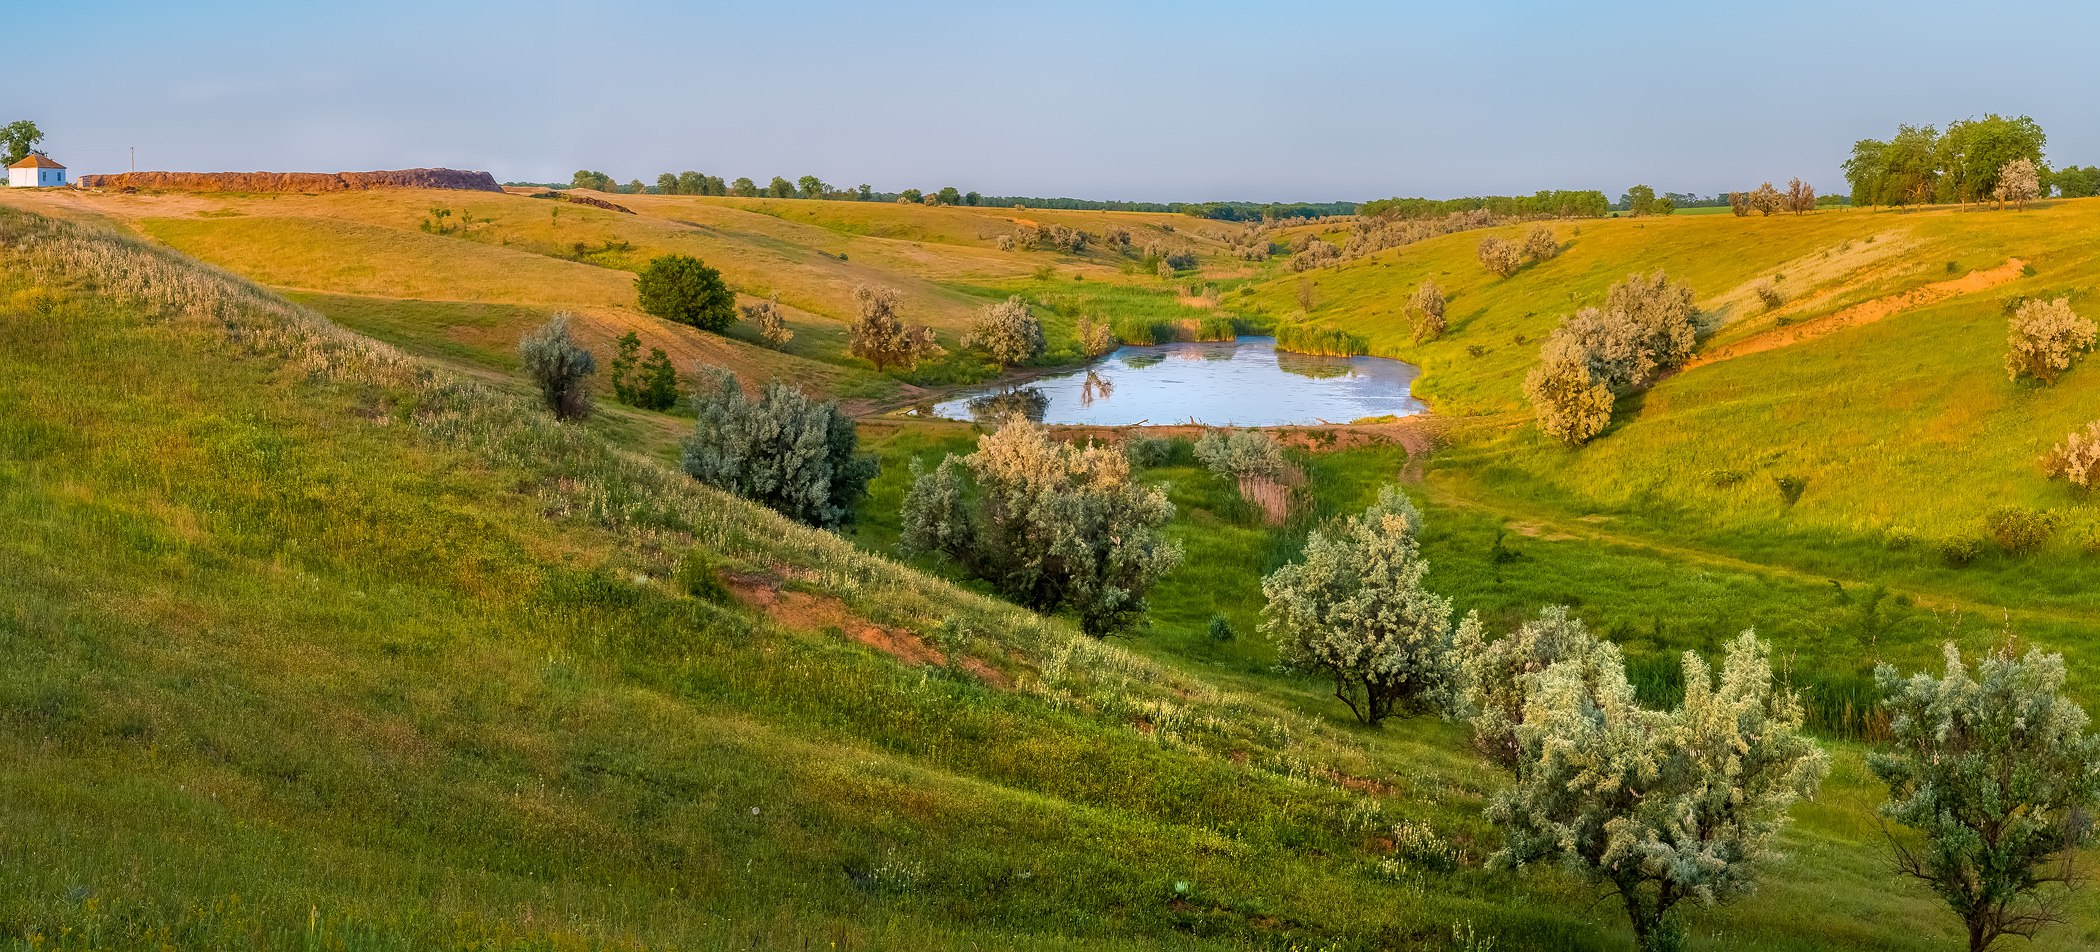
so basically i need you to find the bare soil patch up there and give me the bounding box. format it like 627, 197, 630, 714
1684, 257, 2026, 372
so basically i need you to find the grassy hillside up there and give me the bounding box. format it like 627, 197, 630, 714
8, 191, 2100, 950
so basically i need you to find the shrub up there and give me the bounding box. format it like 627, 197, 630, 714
1523, 337, 1613, 445
1287, 240, 1339, 272
900, 417, 1181, 637
675, 549, 730, 603
742, 294, 794, 348
608, 332, 679, 411
1261, 487, 1458, 725
961, 295, 1044, 371
1522, 224, 1558, 260
1206, 614, 1236, 642
1755, 280, 1785, 311
1193, 429, 1288, 482
2004, 297, 2096, 384
1476, 236, 1521, 277
1075, 316, 1117, 357
1489, 634, 1826, 952
1452, 606, 1599, 769
2043, 421, 2100, 488
1749, 181, 1784, 215
1983, 505, 2057, 554
1785, 177, 1816, 214
1938, 535, 1984, 567
1871, 644, 2100, 952
1772, 474, 1808, 505
681, 369, 877, 529
1121, 435, 1173, 468
1727, 191, 1750, 216
518, 314, 596, 420
636, 254, 737, 332
848, 285, 943, 372
1408, 278, 1446, 342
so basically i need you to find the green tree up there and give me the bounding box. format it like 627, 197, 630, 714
898, 188, 924, 204
937, 186, 962, 206
961, 295, 1043, 371
857, 183, 873, 201
656, 173, 680, 194
964, 190, 981, 206
1453, 606, 1599, 769
767, 176, 796, 198
847, 285, 942, 372
682, 370, 876, 529
1872, 643, 2100, 952
678, 170, 707, 195
2052, 165, 2100, 199
636, 347, 679, 411
900, 417, 1181, 637
1489, 633, 1828, 952
1261, 487, 1458, 725
730, 177, 759, 197
609, 331, 643, 404
2, 119, 44, 165
1621, 184, 1659, 216
1524, 336, 1614, 445
636, 254, 737, 332
569, 169, 614, 192
1939, 114, 2047, 205
797, 175, 827, 199
518, 314, 597, 421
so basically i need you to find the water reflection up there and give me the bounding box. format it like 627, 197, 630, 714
932, 336, 1423, 427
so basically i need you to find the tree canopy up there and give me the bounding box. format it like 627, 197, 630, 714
636, 255, 737, 332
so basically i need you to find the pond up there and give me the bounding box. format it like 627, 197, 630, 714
928, 336, 1425, 427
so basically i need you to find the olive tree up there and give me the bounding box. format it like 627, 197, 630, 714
742, 294, 794, 348
962, 295, 1044, 371
848, 285, 943, 372
1193, 429, 1288, 481
1524, 336, 1614, 445
1749, 181, 1785, 215
1453, 606, 1599, 769
1872, 643, 2100, 952
1409, 278, 1446, 342
1075, 316, 1117, 356
518, 314, 597, 420
1995, 157, 2042, 210
1478, 236, 1522, 277
682, 369, 877, 529
1785, 177, 1816, 214
2044, 420, 2100, 488
636, 254, 737, 332
1488, 633, 1828, 952
2005, 297, 2096, 385
1601, 269, 1698, 384
901, 417, 1180, 637
1261, 487, 1459, 725
1523, 224, 1559, 260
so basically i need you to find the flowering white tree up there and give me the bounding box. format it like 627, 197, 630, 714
2005, 297, 2096, 384
1872, 644, 2100, 952
2044, 420, 2100, 488
1995, 157, 2042, 210
1260, 487, 1458, 725
962, 295, 1044, 371
1487, 633, 1828, 952
1453, 605, 1599, 769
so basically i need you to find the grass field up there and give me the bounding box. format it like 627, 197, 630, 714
8, 187, 2100, 950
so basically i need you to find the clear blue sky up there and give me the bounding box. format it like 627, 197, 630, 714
18, 0, 2100, 202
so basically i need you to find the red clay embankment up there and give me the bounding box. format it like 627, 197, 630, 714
77, 168, 504, 193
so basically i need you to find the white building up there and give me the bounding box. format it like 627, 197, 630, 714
7, 153, 67, 187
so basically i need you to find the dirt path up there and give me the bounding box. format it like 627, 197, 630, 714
1682, 257, 2026, 373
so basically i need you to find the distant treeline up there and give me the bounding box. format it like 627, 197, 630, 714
1358, 190, 1611, 219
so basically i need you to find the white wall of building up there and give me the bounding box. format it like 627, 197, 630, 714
8, 166, 68, 187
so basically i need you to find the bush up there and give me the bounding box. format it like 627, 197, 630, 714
1409, 278, 1446, 342
900, 418, 1180, 637
1075, 316, 1117, 357
848, 285, 943, 372
681, 369, 877, 529
743, 294, 794, 348
1477, 236, 1521, 277
1122, 435, 1174, 468
1261, 487, 1457, 725
608, 332, 679, 411
1755, 281, 1785, 311
518, 314, 596, 420
1193, 429, 1288, 481
1984, 505, 2057, 554
1452, 606, 1598, 769
2004, 297, 2096, 385
675, 549, 731, 603
1938, 535, 1984, 567
2044, 421, 2100, 488
1206, 614, 1236, 642
636, 254, 737, 332
961, 296, 1044, 371
1522, 225, 1558, 261
1523, 337, 1613, 445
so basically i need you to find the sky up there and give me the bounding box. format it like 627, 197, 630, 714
14, 0, 2100, 203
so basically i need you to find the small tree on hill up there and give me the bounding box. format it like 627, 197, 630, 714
962, 295, 1044, 371
730, 177, 759, 197
1261, 487, 1459, 725
1453, 605, 1600, 770
609, 331, 642, 405
1478, 236, 1522, 277
636, 254, 737, 332
1075, 316, 1117, 356
1524, 336, 1614, 445
1727, 191, 1751, 217
1785, 177, 1816, 214
1603, 269, 1698, 382
1409, 278, 1446, 342
2005, 297, 2096, 385
1523, 224, 1559, 261
570, 169, 614, 192
682, 370, 876, 529
898, 188, 923, 204
1621, 184, 1660, 216
901, 416, 1181, 637
677, 170, 706, 195
1, 119, 43, 166
1872, 643, 2100, 952
1996, 157, 2042, 210
766, 176, 796, 198
1488, 633, 1828, 952
635, 347, 679, 410
848, 285, 943, 372
1749, 181, 1785, 215
519, 314, 597, 421
2043, 420, 2100, 489
798, 175, 827, 200
937, 186, 962, 206
743, 294, 794, 348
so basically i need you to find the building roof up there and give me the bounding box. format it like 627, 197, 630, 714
8, 153, 64, 170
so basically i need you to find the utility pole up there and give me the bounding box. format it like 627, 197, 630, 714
130, 146, 135, 172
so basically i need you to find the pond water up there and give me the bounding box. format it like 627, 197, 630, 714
929, 337, 1425, 427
